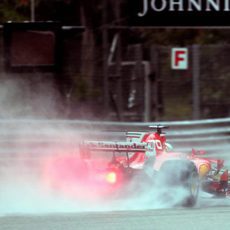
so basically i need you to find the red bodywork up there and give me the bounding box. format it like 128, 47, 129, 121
119, 128, 229, 196
43, 126, 229, 200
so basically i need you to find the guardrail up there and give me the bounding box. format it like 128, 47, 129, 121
0, 118, 229, 157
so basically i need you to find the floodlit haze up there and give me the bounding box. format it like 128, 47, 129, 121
0, 77, 61, 119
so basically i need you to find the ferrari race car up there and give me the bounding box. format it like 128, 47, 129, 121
76, 126, 230, 207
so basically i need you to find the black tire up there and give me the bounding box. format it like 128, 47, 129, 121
158, 160, 199, 207
183, 165, 199, 207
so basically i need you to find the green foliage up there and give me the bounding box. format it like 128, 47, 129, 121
135, 28, 230, 46
0, 0, 30, 23
0, 0, 81, 24
72, 76, 89, 101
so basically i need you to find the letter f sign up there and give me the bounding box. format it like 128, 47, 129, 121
171, 48, 188, 70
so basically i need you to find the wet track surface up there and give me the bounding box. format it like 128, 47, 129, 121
1, 167, 230, 230
1, 206, 230, 230
0, 123, 229, 230
1, 166, 230, 230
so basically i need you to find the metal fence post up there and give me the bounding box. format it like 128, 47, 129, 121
30, 0, 35, 22
135, 44, 144, 121
192, 44, 201, 120
103, 0, 109, 114
114, 0, 123, 121
144, 61, 151, 122
150, 45, 160, 121
115, 33, 123, 121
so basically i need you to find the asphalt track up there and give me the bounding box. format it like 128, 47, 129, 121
1, 156, 230, 230
0, 124, 229, 230
1, 206, 230, 230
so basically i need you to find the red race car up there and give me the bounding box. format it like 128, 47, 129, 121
44, 126, 229, 206
77, 125, 230, 207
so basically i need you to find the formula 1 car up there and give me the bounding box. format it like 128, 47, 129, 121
77, 125, 230, 207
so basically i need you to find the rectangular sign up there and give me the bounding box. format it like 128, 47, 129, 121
171, 48, 188, 70
3, 21, 62, 72
128, 0, 230, 27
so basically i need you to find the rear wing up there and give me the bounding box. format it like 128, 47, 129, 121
82, 141, 147, 152
125, 132, 145, 142
79, 141, 149, 159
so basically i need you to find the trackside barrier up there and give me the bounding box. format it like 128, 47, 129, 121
0, 117, 229, 156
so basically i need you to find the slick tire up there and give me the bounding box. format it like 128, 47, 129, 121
183, 165, 199, 207
159, 160, 199, 207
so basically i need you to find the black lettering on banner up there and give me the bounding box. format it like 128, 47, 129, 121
85, 141, 146, 151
